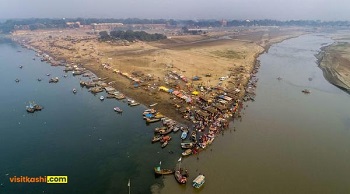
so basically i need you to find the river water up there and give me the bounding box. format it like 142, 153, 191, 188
160, 34, 350, 193
0, 39, 185, 194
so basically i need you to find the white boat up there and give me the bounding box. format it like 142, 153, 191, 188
72, 88, 77, 94
114, 107, 123, 113
150, 103, 158, 107
192, 174, 205, 188
100, 96, 104, 101
129, 101, 140, 106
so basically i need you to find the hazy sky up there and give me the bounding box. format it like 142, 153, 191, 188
0, 0, 349, 20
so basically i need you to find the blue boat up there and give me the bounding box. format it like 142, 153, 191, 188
181, 130, 188, 140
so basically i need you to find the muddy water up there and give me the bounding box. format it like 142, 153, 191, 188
159, 34, 350, 194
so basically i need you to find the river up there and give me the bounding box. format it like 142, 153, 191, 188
160, 34, 350, 193
0, 39, 185, 194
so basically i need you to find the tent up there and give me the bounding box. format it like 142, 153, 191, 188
192, 91, 200, 95
159, 86, 169, 92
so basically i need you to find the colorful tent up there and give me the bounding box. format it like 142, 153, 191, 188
192, 91, 199, 95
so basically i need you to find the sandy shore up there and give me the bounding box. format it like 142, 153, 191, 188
317, 40, 350, 93
11, 27, 305, 124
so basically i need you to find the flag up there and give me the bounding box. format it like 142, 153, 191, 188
178, 157, 182, 162
127, 179, 130, 187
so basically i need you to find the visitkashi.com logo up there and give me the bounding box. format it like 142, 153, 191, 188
9, 176, 68, 184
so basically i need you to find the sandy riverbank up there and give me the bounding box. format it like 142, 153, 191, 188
11, 27, 305, 124
317, 40, 350, 93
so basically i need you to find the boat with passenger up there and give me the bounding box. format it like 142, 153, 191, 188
154, 162, 174, 175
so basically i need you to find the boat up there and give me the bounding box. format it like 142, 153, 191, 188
154, 162, 174, 175
154, 167, 174, 175
49, 77, 59, 83
72, 88, 77, 94
160, 135, 171, 143
181, 130, 188, 140
26, 102, 43, 113
113, 107, 123, 113
191, 131, 197, 141
154, 113, 165, 119
154, 126, 167, 133
172, 126, 180, 132
144, 109, 157, 114
146, 118, 161, 123
182, 149, 192, 156
181, 142, 194, 149
37, 78, 42, 81
159, 127, 173, 135
174, 170, 187, 184
129, 101, 140, 106
302, 89, 310, 94
192, 174, 205, 188
15, 78, 20, 83
100, 96, 104, 101
150, 103, 158, 107
161, 141, 169, 148
151, 135, 162, 143
19, 65, 23, 69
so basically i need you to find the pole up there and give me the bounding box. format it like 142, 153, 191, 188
128, 179, 130, 194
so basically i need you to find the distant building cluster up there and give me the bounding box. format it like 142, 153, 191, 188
91, 23, 124, 31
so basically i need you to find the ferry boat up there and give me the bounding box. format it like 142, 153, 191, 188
192, 174, 205, 188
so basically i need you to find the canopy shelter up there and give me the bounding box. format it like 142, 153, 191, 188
192, 91, 200, 95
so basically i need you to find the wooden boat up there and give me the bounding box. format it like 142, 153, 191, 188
26, 102, 42, 113
129, 102, 140, 106
154, 113, 165, 119
181, 142, 194, 149
113, 107, 123, 113
33, 104, 43, 111
115, 94, 125, 100
161, 141, 169, 148
181, 130, 188, 140
182, 149, 192, 156
106, 94, 115, 99
160, 135, 171, 143
191, 131, 197, 141
151, 135, 162, 143
173, 126, 180, 133
144, 109, 156, 113
159, 127, 173, 135
174, 170, 187, 184
150, 103, 158, 107
49, 77, 59, 83
154, 126, 167, 133
154, 167, 174, 175
146, 118, 161, 123
302, 89, 310, 94
192, 175, 205, 188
